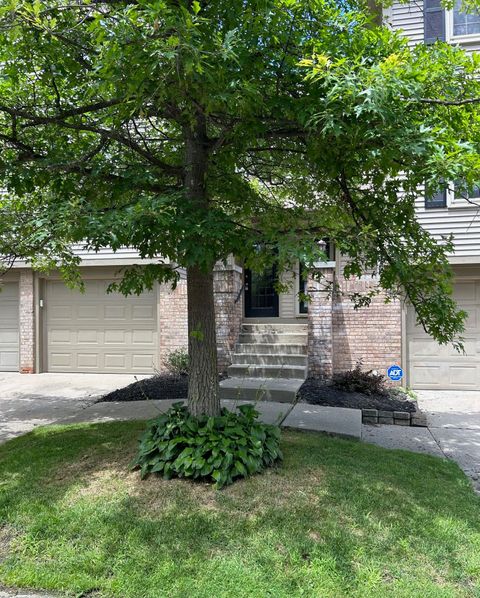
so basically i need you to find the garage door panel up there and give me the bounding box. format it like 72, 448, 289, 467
133, 330, 154, 344
104, 329, 128, 344
408, 272, 480, 389
46, 280, 157, 373
409, 338, 442, 357
50, 353, 73, 368
454, 282, 476, 301
104, 305, 127, 320
77, 330, 99, 344
449, 365, 479, 386
0, 282, 19, 371
0, 304, 19, 320
78, 353, 100, 369
409, 364, 444, 386
0, 351, 19, 369
51, 306, 74, 320
0, 329, 19, 344
77, 305, 99, 320
49, 329, 73, 344
132, 305, 155, 320
104, 354, 128, 369
132, 354, 156, 369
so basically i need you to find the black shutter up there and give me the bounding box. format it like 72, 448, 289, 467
424, 0, 446, 43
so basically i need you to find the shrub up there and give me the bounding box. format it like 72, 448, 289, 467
132, 403, 282, 488
162, 348, 189, 377
390, 386, 418, 402
332, 361, 386, 395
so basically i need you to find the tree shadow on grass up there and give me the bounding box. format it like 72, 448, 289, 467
0, 423, 479, 597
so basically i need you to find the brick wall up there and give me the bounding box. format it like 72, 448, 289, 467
214, 263, 243, 372
158, 262, 243, 373
158, 277, 189, 370
306, 256, 403, 380
332, 277, 402, 378
307, 267, 334, 378
19, 270, 35, 373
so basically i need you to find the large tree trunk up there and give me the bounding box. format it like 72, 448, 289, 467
184, 113, 220, 417
187, 265, 220, 417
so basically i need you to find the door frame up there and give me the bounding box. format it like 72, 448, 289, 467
244, 266, 279, 318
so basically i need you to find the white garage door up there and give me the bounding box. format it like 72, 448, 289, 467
0, 282, 19, 371
407, 279, 480, 389
46, 280, 157, 373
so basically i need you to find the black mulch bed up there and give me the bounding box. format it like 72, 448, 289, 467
298, 378, 417, 413
101, 374, 188, 402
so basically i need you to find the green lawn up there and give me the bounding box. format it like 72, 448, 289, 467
0, 423, 479, 598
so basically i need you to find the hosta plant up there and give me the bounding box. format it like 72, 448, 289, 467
132, 403, 282, 488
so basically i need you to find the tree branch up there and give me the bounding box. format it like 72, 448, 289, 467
405, 96, 480, 106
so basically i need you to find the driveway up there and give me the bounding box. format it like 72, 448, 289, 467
0, 373, 148, 443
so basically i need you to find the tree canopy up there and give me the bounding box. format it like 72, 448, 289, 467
1, 0, 480, 412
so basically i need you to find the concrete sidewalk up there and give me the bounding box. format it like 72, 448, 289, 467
417, 390, 480, 487
362, 390, 480, 493
55, 398, 362, 439
1, 373, 478, 488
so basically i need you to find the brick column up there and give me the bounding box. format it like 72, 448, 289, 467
158, 277, 188, 370
307, 266, 334, 379
19, 269, 35, 373
214, 260, 243, 373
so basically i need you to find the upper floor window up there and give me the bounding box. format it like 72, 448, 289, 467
425, 0, 480, 44
425, 180, 480, 209
450, 180, 480, 206
454, 180, 480, 198
425, 182, 447, 209
452, 0, 480, 37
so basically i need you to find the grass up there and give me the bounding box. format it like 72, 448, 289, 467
0, 422, 479, 598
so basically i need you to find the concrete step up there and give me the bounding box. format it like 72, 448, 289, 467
238, 332, 307, 344
241, 323, 307, 334
235, 343, 307, 355
219, 377, 303, 403
231, 353, 307, 366
227, 364, 307, 379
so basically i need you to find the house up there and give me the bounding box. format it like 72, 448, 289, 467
0, 0, 479, 392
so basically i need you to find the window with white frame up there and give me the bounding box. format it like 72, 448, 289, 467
451, 0, 480, 38
425, 179, 480, 209
449, 180, 480, 205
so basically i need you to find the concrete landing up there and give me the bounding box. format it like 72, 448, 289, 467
219, 377, 303, 403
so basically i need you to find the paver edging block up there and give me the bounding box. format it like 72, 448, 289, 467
361, 408, 428, 427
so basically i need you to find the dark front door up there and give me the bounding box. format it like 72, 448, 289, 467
244, 266, 279, 318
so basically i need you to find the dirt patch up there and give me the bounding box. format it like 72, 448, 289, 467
100, 374, 189, 402
299, 378, 416, 413
0, 524, 17, 562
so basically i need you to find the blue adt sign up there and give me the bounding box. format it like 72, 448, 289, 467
387, 365, 404, 381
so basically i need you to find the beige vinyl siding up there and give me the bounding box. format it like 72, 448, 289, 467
415, 196, 480, 258
71, 245, 153, 264
279, 269, 297, 318
387, 0, 480, 53
386, 1, 424, 46
452, 39, 480, 52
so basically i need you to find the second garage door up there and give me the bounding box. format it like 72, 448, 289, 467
46, 279, 157, 373
0, 282, 19, 372
407, 276, 480, 389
